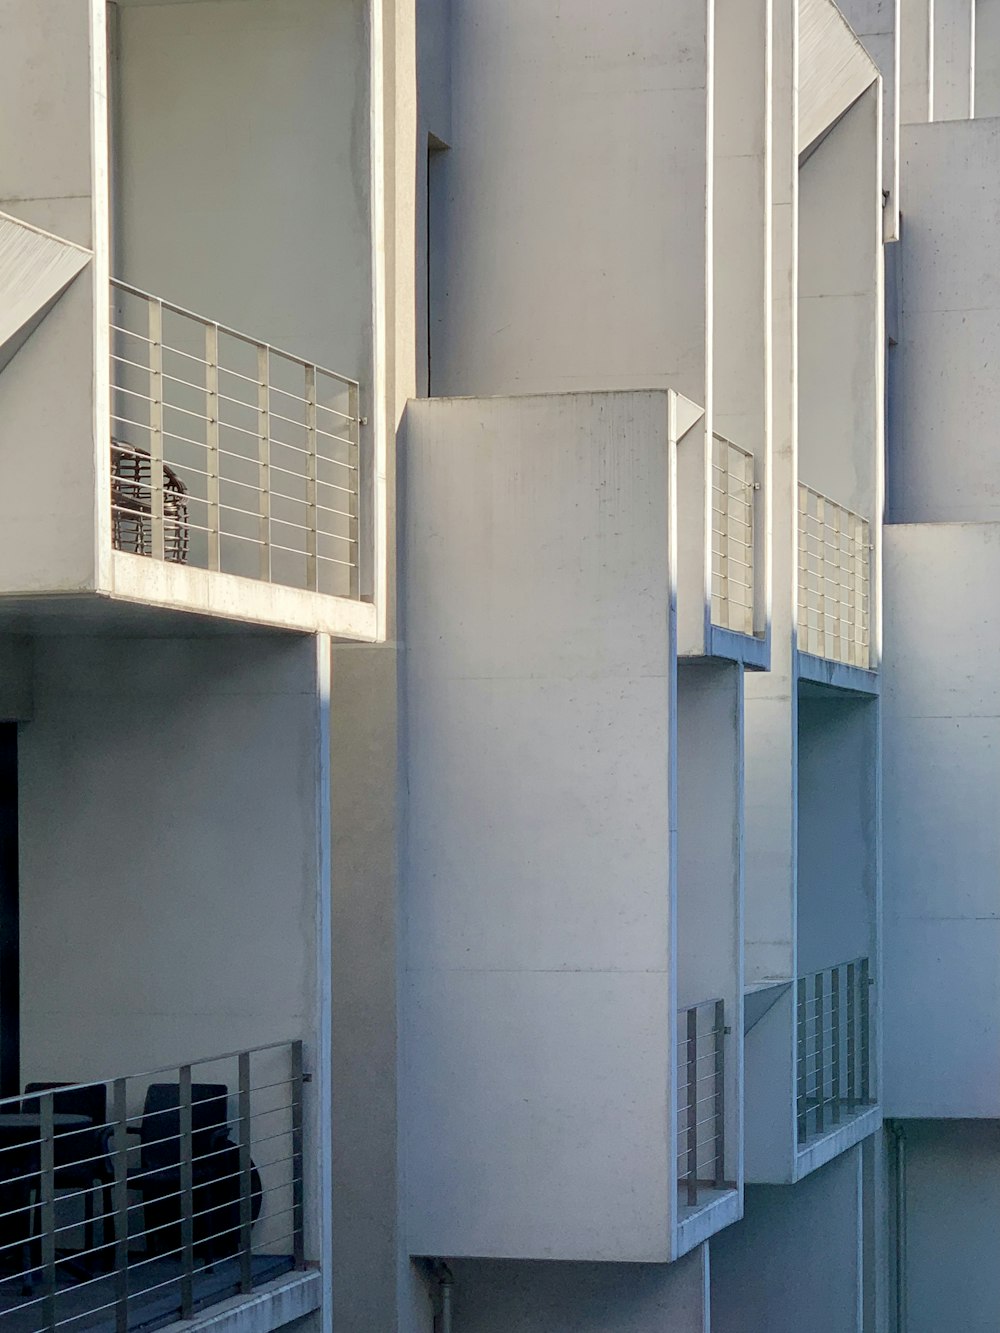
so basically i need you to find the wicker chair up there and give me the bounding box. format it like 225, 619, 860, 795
111, 440, 189, 563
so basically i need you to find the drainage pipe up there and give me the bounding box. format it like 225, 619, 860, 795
431, 1261, 454, 1333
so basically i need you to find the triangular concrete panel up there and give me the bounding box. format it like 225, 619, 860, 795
0, 211, 91, 374
798, 0, 878, 157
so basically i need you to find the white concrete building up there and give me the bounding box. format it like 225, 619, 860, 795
1, 1, 998, 1331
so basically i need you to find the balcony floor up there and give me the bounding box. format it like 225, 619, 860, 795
0, 1253, 294, 1333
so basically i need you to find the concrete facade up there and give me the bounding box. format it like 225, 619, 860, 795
7, 0, 1000, 1330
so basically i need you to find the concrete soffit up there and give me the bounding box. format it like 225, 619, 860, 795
798, 0, 879, 157
0, 211, 92, 375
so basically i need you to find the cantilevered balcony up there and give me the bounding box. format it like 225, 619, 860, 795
0, 209, 377, 639
0, 1043, 316, 1333
797, 484, 872, 669
109, 281, 368, 625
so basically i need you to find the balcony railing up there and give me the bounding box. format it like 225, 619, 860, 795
796, 958, 873, 1145
677, 998, 728, 1210
711, 434, 755, 636
0, 1041, 306, 1333
797, 484, 871, 668
110, 281, 362, 599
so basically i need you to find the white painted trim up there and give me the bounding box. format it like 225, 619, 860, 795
90, 0, 114, 595
315, 635, 333, 1333
369, 0, 388, 640
110, 552, 378, 639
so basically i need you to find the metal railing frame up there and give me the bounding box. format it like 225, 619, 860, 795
796, 957, 873, 1145
797, 483, 871, 668
711, 433, 756, 636
677, 998, 727, 1209
109, 279, 363, 599
0, 1040, 306, 1333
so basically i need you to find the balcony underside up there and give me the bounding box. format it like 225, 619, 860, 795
0, 1258, 311, 1333
0, 576, 375, 642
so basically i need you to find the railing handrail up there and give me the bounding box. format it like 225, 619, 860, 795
0, 1039, 301, 1111
678, 995, 726, 1016
797, 955, 870, 983
111, 278, 360, 396
797, 480, 870, 529
711, 430, 754, 461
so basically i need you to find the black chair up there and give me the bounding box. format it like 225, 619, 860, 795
127, 1083, 261, 1263
22, 1082, 113, 1258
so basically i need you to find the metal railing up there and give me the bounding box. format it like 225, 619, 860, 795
0, 1041, 305, 1333
711, 435, 756, 636
797, 484, 871, 668
677, 999, 727, 1210
796, 959, 873, 1145
110, 281, 362, 599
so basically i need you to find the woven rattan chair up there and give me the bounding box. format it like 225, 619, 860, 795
111, 440, 189, 563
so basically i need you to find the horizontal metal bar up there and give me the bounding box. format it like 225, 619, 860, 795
111, 279, 359, 389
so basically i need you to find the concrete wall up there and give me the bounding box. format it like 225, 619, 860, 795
711, 1147, 865, 1333
18, 633, 323, 1074
426, 0, 710, 403
438, 1246, 710, 1333
891, 118, 1000, 524
799, 82, 882, 522
883, 524, 1000, 1116
900, 1120, 1000, 1333
797, 689, 878, 977
114, 0, 371, 388
0, 0, 108, 596
401, 392, 678, 1262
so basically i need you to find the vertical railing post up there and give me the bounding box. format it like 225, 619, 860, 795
238, 1052, 253, 1296
179, 1067, 194, 1320
860, 958, 871, 1104
113, 1078, 129, 1333
831, 966, 841, 1125
813, 971, 825, 1137
349, 380, 361, 600
713, 999, 726, 1190
148, 298, 165, 562
291, 1042, 305, 1270
257, 347, 272, 582
39, 1092, 56, 1333
796, 977, 808, 1143
846, 961, 857, 1110
205, 323, 221, 572
304, 368, 318, 593
686, 1008, 698, 1207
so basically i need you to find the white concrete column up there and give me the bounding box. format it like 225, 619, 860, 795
901, 0, 934, 122
934, 0, 975, 118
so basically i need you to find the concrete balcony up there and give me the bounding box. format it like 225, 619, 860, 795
0, 221, 375, 638
401, 390, 744, 1264
0, 1043, 319, 1333
797, 483, 873, 672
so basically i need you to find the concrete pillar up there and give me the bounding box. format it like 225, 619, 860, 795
934, 0, 975, 118
901, 0, 934, 122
